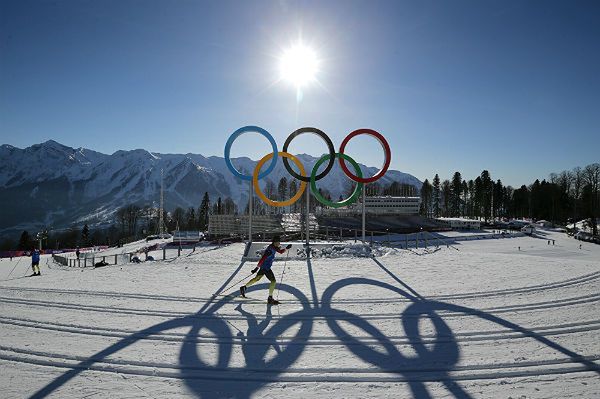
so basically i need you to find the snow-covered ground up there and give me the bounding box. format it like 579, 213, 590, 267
0, 229, 598, 398
567, 219, 599, 233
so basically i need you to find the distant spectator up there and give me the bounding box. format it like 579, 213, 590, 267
76, 247, 80, 259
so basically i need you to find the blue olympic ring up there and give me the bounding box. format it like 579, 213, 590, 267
224, 126, 278, 181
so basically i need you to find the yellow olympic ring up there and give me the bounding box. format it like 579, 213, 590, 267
253, 152, 307, 207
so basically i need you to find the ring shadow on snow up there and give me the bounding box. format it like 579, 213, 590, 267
29, 259, 600, 399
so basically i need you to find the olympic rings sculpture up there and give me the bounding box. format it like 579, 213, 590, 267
224, 126, 391, 208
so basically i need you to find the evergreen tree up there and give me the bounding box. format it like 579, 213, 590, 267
474, 177, 483, 219
81, 224, 90, 246
530, 179, 542, 219
493, 180, 504, 219
277, 177, 288, 213
198, 192, 211, 230
185, 207, 196, 230
461, 180, 469, 217
172, 207, 185, 230
0, 238, 15, 251
18, 230, 32, 250
289, 180, 298, 213
467, 179, 475, 218
441, 180, 451, 217
432, 174, 441, 217
503, 185, 514, 219
513, 185, 530, 219
212, 197, 223, 215
419, 179, 432, 216
480, 170, 493, 222
583, 163, 600, 235
224, 197, 237, 215
451, 172, 462, 217
571, 166, 583, 223
367, 182, 382, 197
263, 179, 276, 214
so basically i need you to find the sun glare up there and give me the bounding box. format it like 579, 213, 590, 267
279, 43, 319, 88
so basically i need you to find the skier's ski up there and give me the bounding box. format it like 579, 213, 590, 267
211, 293, 270, 304
1, 274, 35, 282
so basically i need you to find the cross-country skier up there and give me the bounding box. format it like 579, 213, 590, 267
31, 248, 41, 276
240, 236, 292, 305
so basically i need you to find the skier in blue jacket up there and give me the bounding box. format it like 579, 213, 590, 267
240, 236, 291, 305
31, 248, 41, 276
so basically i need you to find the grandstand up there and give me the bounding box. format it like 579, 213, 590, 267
317, 214, 449, 233
208, 212, 448, 238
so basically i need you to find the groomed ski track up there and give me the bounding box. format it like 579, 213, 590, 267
0, 229, 598, 398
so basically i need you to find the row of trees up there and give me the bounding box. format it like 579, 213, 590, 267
114, 193, 238, 235
111, 176, 419, 237
419, 163, 600, 235
3, 223, 119, 251
0, 176, 421, 250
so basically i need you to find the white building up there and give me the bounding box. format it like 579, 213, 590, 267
436, 218, 481, 230
318, 196, 421, 216
361, 196, 421, 215
521, 224, 536, 235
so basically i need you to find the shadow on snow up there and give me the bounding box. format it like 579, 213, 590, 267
29, 257, 599, 399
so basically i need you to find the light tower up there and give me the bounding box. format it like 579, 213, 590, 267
159, 169, 165, 236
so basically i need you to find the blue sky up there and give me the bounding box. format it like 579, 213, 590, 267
1, 0, 599, 187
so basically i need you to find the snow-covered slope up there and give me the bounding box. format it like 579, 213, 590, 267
0, 229, 598, 397
0, 141, 422, 236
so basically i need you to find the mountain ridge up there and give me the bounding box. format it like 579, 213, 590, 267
0, 140, 422, 237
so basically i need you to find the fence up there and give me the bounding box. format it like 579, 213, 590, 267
51, 245, 199, 269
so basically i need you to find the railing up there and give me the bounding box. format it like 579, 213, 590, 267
52, 245, 206, 269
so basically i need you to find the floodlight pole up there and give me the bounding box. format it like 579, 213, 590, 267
248, 180, 253, 243
362, 186, 366, 243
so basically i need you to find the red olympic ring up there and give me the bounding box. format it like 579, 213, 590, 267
338, 128, 391, 184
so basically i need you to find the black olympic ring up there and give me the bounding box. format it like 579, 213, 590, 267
282, 127, 336, 182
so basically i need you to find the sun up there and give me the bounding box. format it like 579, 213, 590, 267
279, 43, 319, 88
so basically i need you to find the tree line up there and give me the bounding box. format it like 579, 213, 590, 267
0, 177, 422, 251
419, 163, 600, 235
7, 223, 115, 252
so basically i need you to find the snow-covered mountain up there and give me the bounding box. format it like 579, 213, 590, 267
0, 140, 422, 236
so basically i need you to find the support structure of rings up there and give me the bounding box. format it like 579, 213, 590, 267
224, 126, 392, 244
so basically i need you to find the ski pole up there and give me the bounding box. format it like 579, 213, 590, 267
213, 271, 255, 297
5, 256, 23, 280
23, 261, 33, 277
276, 249, 290, 302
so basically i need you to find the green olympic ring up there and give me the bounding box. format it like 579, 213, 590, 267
310, 153, 363, 208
